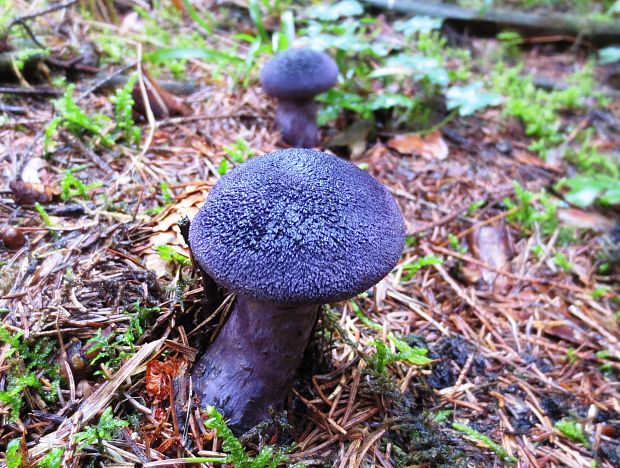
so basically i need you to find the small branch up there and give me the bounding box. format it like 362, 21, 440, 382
0, 86, 61, 96
77, 62, 137, 101
363, 0, 620, 44
14, 22, 46, 49
6, 0, 79, 31
156, 113, 263, 127
136, 46, 156, 159
64, 133, 114, 173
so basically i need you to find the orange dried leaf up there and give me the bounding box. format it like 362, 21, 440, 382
146, 357, 182, 402
387, 130, 449, 160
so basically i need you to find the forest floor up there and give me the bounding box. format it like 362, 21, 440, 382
1, 1, 620, 467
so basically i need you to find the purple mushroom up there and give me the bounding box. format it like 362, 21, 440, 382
260, 48, 338, 148
189, 148, 405, 433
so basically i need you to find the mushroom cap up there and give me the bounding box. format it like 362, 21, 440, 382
189, 149, 406, 305
260, 48, 338, 100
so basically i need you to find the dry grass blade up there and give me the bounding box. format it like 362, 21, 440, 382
29, 339, 164, 458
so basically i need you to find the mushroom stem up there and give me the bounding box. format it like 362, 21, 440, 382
191, 297, 319, 433
275, 99, 318, 148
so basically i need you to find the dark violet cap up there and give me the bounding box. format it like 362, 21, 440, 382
260, 48, 338, 101
189, 149, 406, 304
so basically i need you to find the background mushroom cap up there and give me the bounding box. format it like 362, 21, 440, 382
259, 48, 338, 100
189, 149, 406, 304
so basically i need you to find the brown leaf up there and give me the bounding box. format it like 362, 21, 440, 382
558, 208, 615, 233
29, 251, 64, 285
132, 67, 191, 120
387, 130, 449, 160
513, 150, 561, 172
466, 222, 513, 292
146, 356, 183, 403
9, 180, 53, 205
531, 320, 590, 346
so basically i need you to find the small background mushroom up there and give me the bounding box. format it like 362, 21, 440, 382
260, 48, 338, 148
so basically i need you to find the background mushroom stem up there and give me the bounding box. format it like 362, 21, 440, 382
275, 100, 319, 148
191, 298, 320, 433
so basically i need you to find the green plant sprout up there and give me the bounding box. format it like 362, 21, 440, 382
503, 182, 560, 237
0, 325, 59, 421
160, 181, 175, 204
73, 407, 128, 452
565, 347, 579, 365
493, 63, 593, 153
370, 339, 430, 375
86, 302, 158, 373
553, 252, 573, 272
448, 233, 467, 254
156, 244, 191, 266
219, 138, 255, 174
204, 405, 291, 467
12, 47, 49, 71
34, 202, 54, 228
401, 254, 444, 282
60, 169, 103, 201
497, 31, 523, 59
45, 84, 114, 153
182, 0, 214, 34
590, 286, 610, 299
430, 408, 454, 424
554, 418, 590, 447
5, 438, 22, 468
351, 301, 432, 369
110, 72, 141, 146
452, 421, 517, 464
145, 182, 176, 216
36, 447, 64, 468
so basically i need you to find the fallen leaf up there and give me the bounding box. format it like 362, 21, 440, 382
139, 182, 211, 277
9, 180, 53, 205
558, 208, 615, 232
28, 251, 64, 285
531, 320, 590, 346
145, 252, 176, 278
387, 130, 449, 160
513, 150, 561, 171
146, 357, 183, 403
466, 222, 513, 292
